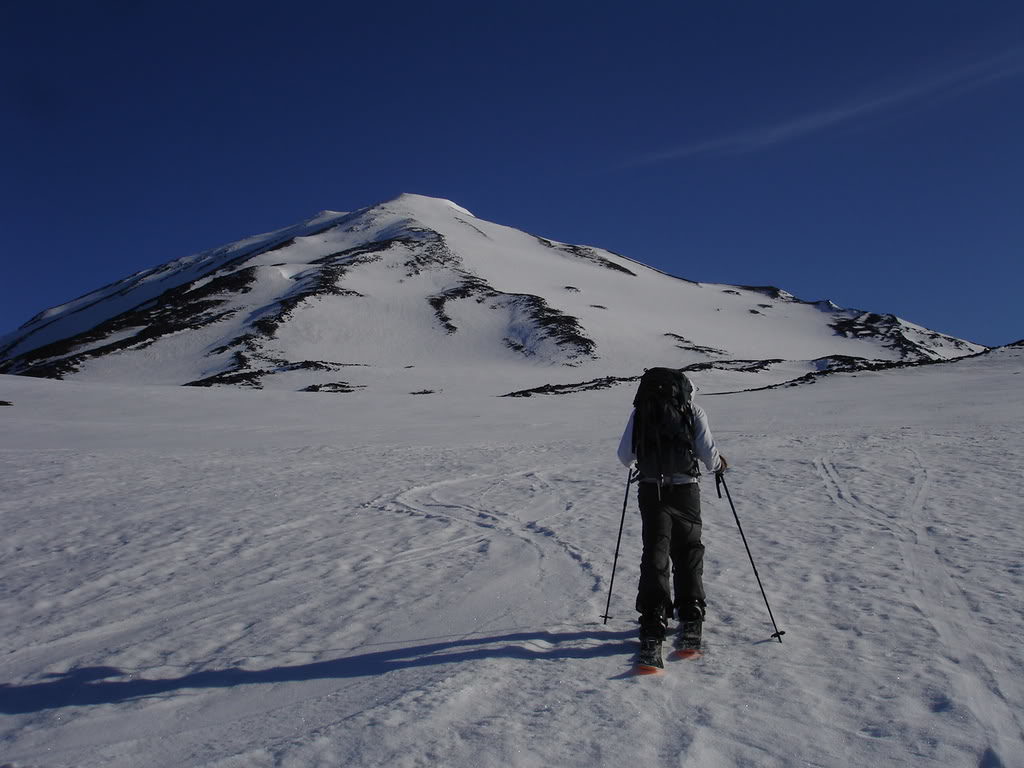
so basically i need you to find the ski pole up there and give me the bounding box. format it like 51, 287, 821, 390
716, 472, 786, 643
602, 468, 636, 624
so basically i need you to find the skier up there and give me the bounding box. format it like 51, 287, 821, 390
617, 368, 727, 667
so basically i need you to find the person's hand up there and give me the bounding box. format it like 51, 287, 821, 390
716, 454, 728, 474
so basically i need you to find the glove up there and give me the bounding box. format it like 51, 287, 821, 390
716, 454, 728, 474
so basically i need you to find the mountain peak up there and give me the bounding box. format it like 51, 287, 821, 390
377, 193, 475, 218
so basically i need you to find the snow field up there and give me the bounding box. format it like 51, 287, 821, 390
1, 346, 1022, 766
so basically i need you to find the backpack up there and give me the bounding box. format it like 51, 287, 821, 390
631, 367, 699, 483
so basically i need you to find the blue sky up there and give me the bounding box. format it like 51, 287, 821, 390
2, 1, 1022, 347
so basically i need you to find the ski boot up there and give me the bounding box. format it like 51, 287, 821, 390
635, 609, 667, 673
673, 602, 705, 659
636, 636, 664, 673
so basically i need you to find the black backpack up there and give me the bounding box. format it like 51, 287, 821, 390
631, 367, 699, 483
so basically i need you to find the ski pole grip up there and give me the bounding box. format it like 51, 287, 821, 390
715, 472, 724, 499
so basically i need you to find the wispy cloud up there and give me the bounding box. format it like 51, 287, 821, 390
628, 48, 1024, 166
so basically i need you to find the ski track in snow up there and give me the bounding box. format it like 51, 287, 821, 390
810, 438, 1023, 765
1, 356, 1023, 767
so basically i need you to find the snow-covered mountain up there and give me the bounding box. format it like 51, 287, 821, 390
0, 193, 985, 395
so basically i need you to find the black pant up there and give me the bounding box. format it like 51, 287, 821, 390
636, 482, 705, 624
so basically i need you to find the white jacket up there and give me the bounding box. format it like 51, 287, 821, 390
617, 402, 722, 484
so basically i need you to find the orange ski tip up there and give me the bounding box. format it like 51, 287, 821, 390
633, 664, 665, 675
669, 648, 703, 661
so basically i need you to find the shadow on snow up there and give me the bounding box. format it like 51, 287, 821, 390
1, 628, 636, 714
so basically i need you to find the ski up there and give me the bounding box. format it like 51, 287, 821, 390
633, 663, 665, 675
669, 647, 703, 661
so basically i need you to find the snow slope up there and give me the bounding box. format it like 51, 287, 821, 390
1, 344, 1021, 767
0, 194, 984, 396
